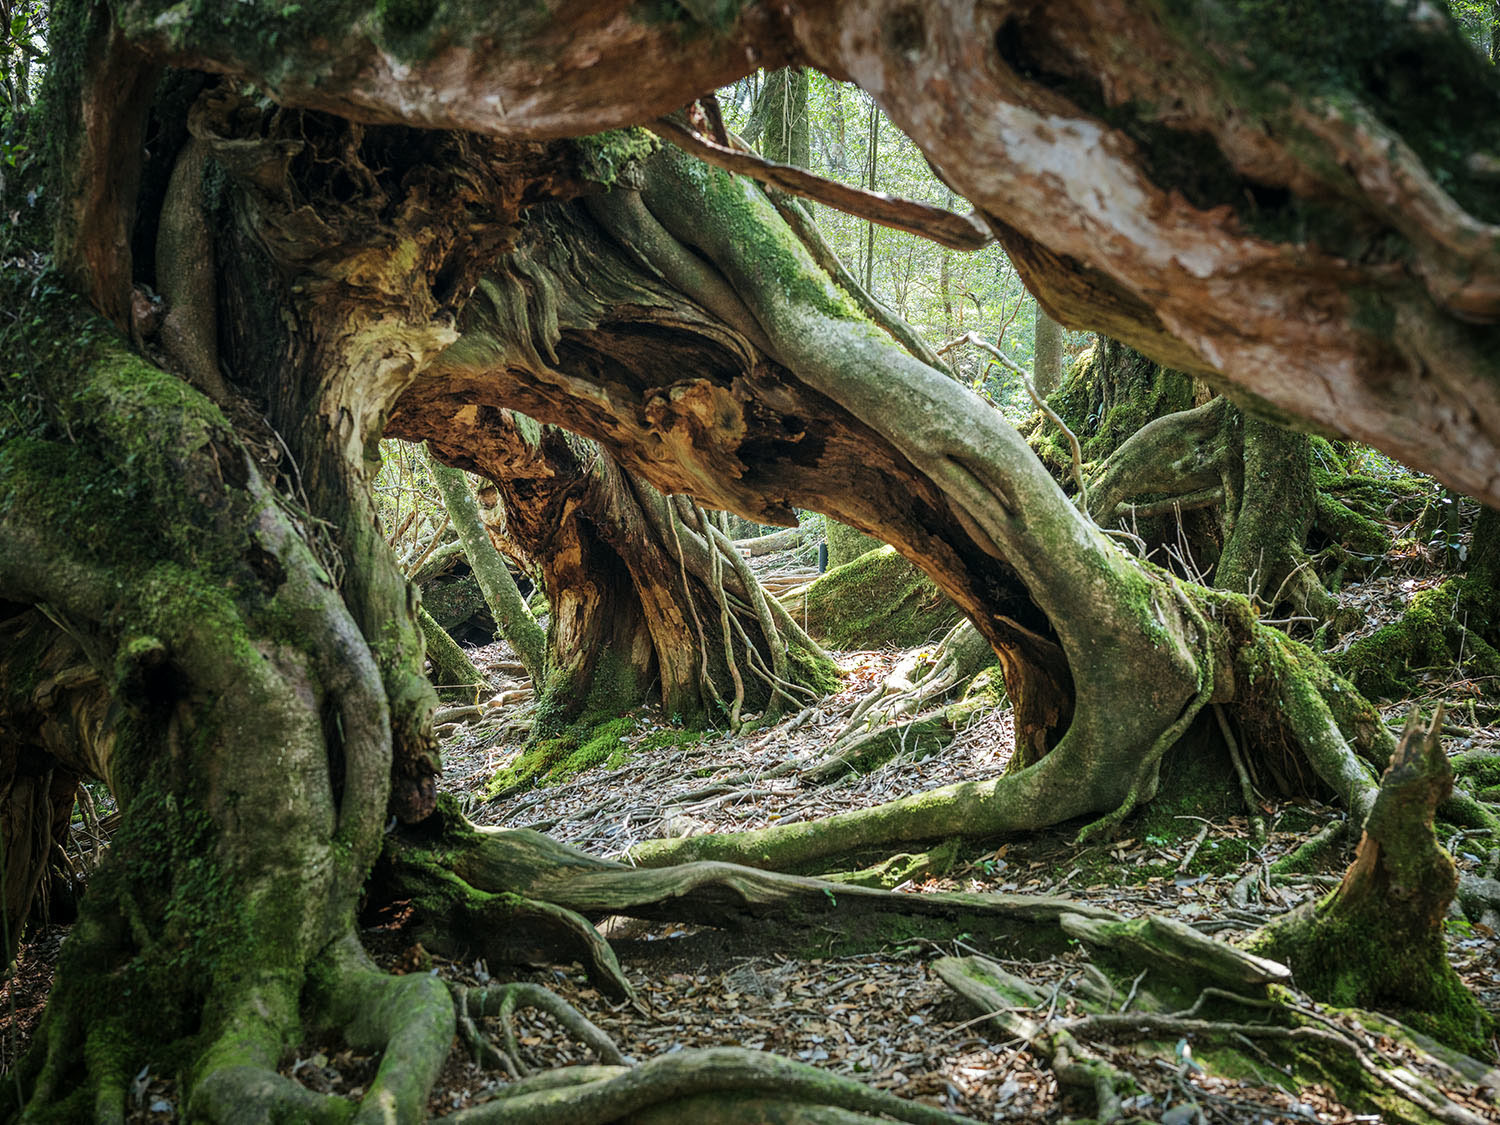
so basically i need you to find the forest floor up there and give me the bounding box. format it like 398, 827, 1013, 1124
3, 549, 1497, 1123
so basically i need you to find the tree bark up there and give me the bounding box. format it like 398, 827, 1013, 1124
106, 0, 1500, 507
750, 68, 810, 169
422, 444, 548, 682
1031, 305, 1064, 399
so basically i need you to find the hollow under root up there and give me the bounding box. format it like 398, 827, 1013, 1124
807, 621, 994, 781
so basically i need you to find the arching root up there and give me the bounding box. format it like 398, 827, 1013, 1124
444, 1045, 983, 1125
1074, 584, 1215, 845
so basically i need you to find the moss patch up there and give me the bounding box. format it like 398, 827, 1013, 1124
485, 716, 709, 796
1032, 339, 1195, 474
1332, 580, 1500, 700
785, 546, 959, 650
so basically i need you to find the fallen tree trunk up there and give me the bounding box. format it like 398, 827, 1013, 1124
735, 526, 802, 556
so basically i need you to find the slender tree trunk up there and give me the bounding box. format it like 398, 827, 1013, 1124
754, 68, 809, 168
422, 443, 548, 682
863, 97, 878, 292
1032, 304, 1064, 399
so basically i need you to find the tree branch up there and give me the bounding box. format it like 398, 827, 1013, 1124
649, 117, 994, 252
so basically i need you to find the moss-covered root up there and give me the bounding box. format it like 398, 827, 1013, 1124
191, 1068, 355, 1125
306, 934, 455, 1125
936, 954, 1499, 1125
391, 856, 635, 1000
1234, 616, 1385, 825
445, 1046, 981, 1125
1248, 709, 1493, 1054
1331, 579, 1500, 701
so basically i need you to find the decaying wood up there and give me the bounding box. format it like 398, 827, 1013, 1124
105, 0, 1500, 506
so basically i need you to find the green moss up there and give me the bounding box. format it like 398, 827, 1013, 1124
375, 0, 434, 35
784, 639, 842, 697
1313, 491, 1388, 556
486, 713, 716, 795
1032, 338, 1195, 475
821, 839, 959, 890
1454, 754, 1500, 791
568, 129, 659, 189
633, 0, 746, 32
530, 643, 648, 740
421, 570, 486, 632
945, 668, 1008, 726
1250, 901, 1492, 1056
1332, 580, 1500, 700
667, 147, 869, 325
790, 546, 960, 650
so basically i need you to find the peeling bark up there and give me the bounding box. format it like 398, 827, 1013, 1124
101, 0, 1500, 507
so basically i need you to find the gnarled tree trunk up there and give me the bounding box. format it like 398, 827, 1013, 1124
10, 0, 1500, 1116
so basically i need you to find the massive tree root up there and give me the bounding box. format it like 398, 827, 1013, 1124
376, 146, 1419, 880
1, 290, 401, 1119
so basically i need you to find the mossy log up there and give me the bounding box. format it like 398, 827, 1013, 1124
823, 520, 883, 571
779, 545, 961, 651
934, 952, 1498, 1125
735, 526, 802, 556
417, 605, 488, 698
